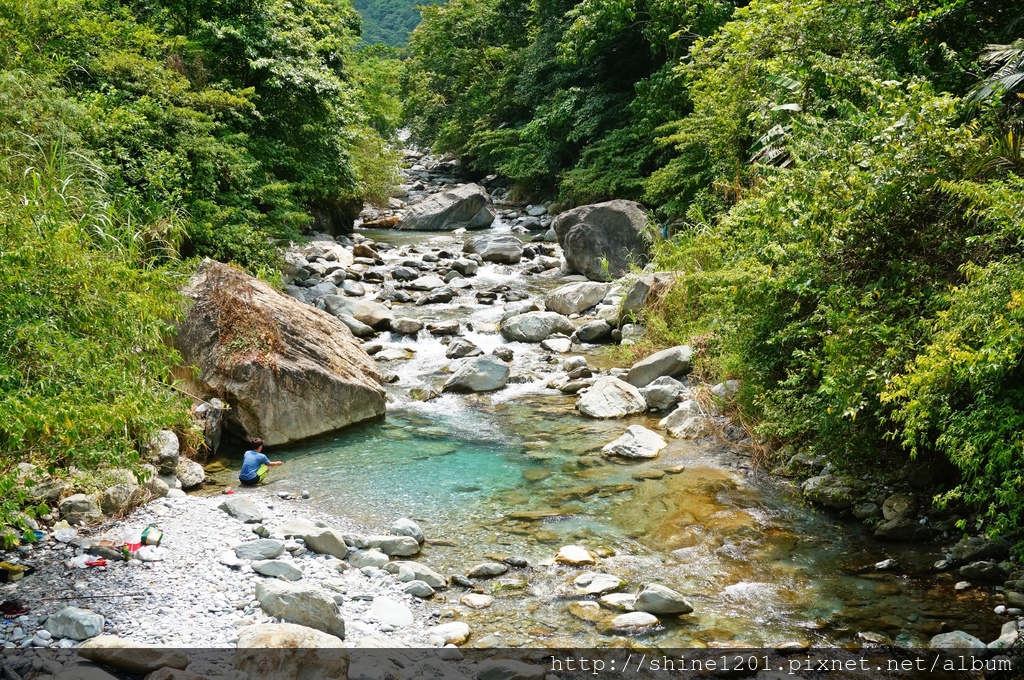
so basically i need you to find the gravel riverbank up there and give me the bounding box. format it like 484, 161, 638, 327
1, 487, 449, 650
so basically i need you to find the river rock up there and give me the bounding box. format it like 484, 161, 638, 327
253, 560, 304, 581
576, 378, 646, 418
323, 296, 395, 331
443, 355, 510, 393
146, 430, 180, 476
100, 484, 135, 515
477, 660, 546, 680
348, 549, 390, 569
930, 630, 987, 650
255, 580, 346, 639
599, 593, 637, 611
398, 183, 495, 231
78, 637, 188, 674
446, 338, 483, 359
286, 527, 350, 559
427, 622, 470, 645
60, 494, 101, 525
218, 496, 264, 524
540, 336, 572, 353
402, 580, 436, 598
370, 597, 414, 627
568, 601, 607, 622
882, 493, 916, 521
500, 312, 575, 343
640, 376, 687, 411
452, 259, 479, 276
959, 561, 1002, 581
951, 536, 1011, 564
44, 607, 104, 641
573, 319, 613, 344
574, 572, 624, 595
340, 279, 365, 297
461, 594, 494, 609
407, 276, 446, 291
336, 314, 376, 338
390, 518, 425, 544
552, 200, 650, 281
235, 624, 347, 680
467, 562, 509, 578
874, 517, 927, 541
387, 561, 448, 588
173, 262, 385, 447
391, 318, 424, 335
176, 458, 205, 489
608, 611, 659, 632
556, 545, 596, 566
801, 475, 857, 510
235, 539, 286, 561
659, 408, 713, 439
464, 234, 524, 264
634, 584, 693, 614
544, 282, 611, 316
625, 346, 691, 388
602, 425, 667, 459
619, 272, 675, 324
370, 535, 421, 556
428, 320, 461, 336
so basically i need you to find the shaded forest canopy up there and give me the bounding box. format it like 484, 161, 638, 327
403, 0, 1024, 540
354, 0, 441, 46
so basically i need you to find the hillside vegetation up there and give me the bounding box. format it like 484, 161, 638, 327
404, 0, 1024, 539
355, 0, 440, 47
0, 0, 402, 538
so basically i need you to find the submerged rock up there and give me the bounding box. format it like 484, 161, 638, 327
633, 584, 693, 615
555, 545, 596, 566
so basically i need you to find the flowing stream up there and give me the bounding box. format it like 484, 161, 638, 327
211, 221, 998, 649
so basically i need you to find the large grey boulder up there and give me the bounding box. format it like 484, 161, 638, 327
930, 630, 987, 650
576, 378, 646, 418
500, 312, 575, 343
801, 475, 857, 510
323, 296, 395, 331
44, 607, 104, 641
443, 355, 510, 393
397, 183, 495, 231
253, 560, 304, 581
619, 272, 676, 324
145, 430, 180, 476
602, 425, 667, 459
235, 624, 347, 680
544, 282, 611, 316
553, 200, 650, 281
281, 526, 350, 560
390, 518, 425, 544
625, 345, 691, 388
255, 580, 346, 639
463, 234, 523, 264
633, 584, 693, 615
173, 261, 386, 447
176, 458, 205, 489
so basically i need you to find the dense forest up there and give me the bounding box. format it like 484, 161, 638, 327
354, 0, 439, 46
404, 0, 1024, 538
0, 0, 402, 535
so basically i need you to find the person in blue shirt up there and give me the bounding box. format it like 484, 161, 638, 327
238, 438, 282, 486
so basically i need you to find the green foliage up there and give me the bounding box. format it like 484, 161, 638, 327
0, 73, 190, 537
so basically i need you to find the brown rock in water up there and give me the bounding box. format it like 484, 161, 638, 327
174, 261, 385, 446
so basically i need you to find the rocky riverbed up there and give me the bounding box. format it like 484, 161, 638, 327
2, 150, 1022, 676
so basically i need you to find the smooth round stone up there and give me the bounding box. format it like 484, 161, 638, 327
555, 545, 595, 566
427, 621, 471, 645
609, 611, 659, 632
370, 597, 414, 627
460, 594, 494, 610
466, 562, 508, 579
402, 580, 436, 598
574, 572, 625, 595
599, 593, 636, 611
